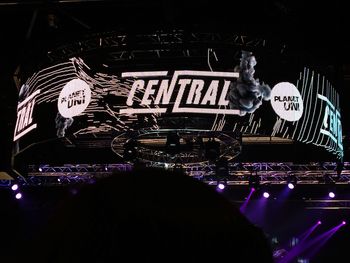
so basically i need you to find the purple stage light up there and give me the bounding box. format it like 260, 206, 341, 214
240, 186, 256, 213
288, 183, 295, 189
15, 193, 22, 200
11, 184, 18, 191
328, 192, 335, 198
217, 183, 225, 190
342, 221, 346, 225
299, 221, 323, 244
283, 222, 344, 263
263, 192, 270, 198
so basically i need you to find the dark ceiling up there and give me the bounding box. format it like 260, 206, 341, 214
0, 0, 349, 169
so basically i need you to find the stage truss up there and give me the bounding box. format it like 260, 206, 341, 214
8, 161, 349, 186
44, 31, 280, 64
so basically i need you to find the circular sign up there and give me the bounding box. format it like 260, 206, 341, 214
270, 82, 303, 121
58, 79, 91, 118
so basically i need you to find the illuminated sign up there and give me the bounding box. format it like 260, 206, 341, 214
270, 82, 303, 121
58, 78, 91, 118
13, 88, 40, 141
121, 71, 239, 115
318, 94, 342, 152
271, 68, 343, 159
12, 56, 343, 160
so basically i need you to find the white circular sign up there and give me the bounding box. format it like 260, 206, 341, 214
58, 79, 91, 118
270, 82, 303, 121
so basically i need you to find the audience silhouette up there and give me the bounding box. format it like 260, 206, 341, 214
28, 167, 273, 262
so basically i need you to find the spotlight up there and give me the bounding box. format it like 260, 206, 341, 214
38, 167, 43, 172
263, 192, 270, 198
288, 183, 295, 189
217, 183, 226, 190
251, 187, 256, 192
11, 184, 19, 191
328, 191, 335, 198
15, 193, 22, 200
342, 221, 346, 225
287, 175, 297, 189
318, 220, 322, 225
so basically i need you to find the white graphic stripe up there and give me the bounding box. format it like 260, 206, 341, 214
13, 124, 37, 141
18, 89, 41, 108
120, 108, 167, 114
122, 71, 168, 77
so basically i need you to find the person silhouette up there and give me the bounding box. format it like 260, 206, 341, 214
27, 167, 273, 263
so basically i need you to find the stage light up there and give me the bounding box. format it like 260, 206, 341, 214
15, 193, 22, 200
240, 186, 256, 213
217, 183, 226, 190
11, 184, 19, 191
38, 167, 43, 172
328, 192, 335, 198
287, 175, 297, 189
318, 220, 322, 225
288, 182, 295, 189
263, 192, 270, 198
342, 221, 346, 225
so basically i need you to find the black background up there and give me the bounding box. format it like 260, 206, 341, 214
1, 0, 349, 168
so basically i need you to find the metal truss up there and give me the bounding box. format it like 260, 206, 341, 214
111, 130, 242, 165
45, 31, 282, 63
186, 162, 350, 185
13, 163, 133, 186
304, 200, 350, 210
28, 163, 133, 176
231, 200, 350, 210
9, 162, 349, 186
